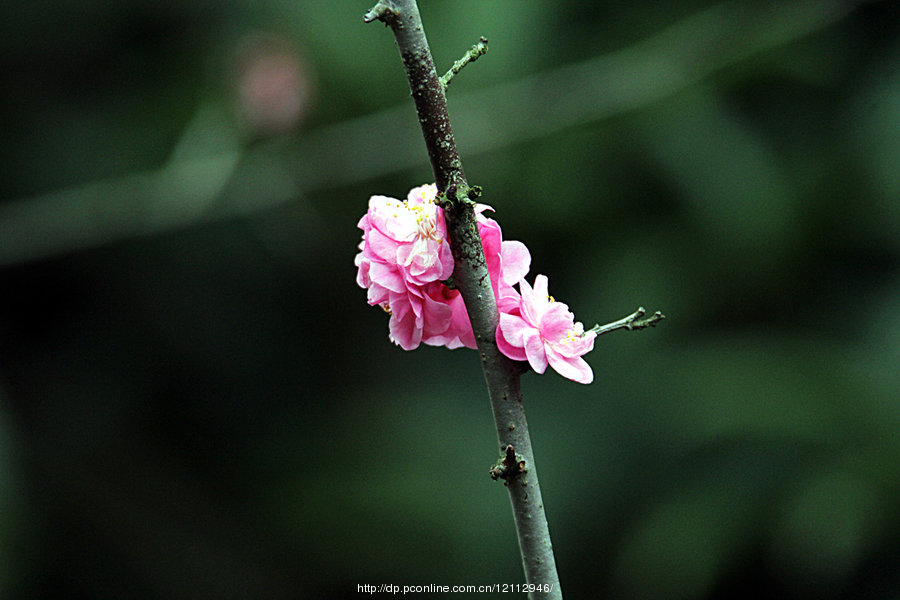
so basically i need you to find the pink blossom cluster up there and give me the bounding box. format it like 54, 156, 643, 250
355, 184, 596, 383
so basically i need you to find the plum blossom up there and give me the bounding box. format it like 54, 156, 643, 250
496, 275, 596, 384
355, 184, 453, 349
355, 184, 530, 351
356, 184, 596, 384
355, 184, 452, 294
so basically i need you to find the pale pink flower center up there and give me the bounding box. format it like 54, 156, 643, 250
412, 202, 440, 241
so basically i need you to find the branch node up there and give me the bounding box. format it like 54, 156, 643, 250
363, 2, 397, 24
440, 36, 489, 89
445, 183, 458, 203
490, 444, 527, 483
590, 307, 666, 337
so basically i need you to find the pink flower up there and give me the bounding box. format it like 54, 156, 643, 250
355, 184, 458, 349
379, 281, 455, 350
355, 184, 532, 352
356, 184, 453, 290
496, 275, 596, 384
356, 187, 597, 383
418, 284, 474, 350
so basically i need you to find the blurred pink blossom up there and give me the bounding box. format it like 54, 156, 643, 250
235, 34, 312, 135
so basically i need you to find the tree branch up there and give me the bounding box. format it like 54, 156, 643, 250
590, 307, 666, 336
365, 2, 562, 598
440, 37, 489, 88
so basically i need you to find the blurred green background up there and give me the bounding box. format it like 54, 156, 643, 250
2, 0, 899, 598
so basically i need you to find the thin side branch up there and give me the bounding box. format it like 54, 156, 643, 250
440, 37, 489, 88
590, 307, 665, 336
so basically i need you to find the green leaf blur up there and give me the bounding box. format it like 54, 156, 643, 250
1, 1, 898, 598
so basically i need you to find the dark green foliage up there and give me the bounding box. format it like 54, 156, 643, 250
1, 1, 899, 598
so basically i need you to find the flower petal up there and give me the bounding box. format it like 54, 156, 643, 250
445, 292, 477, 349
496, 322, 527, 361
500, 240, 530, 286
539, 302, 575, 341
365, 227, 402, 262
387, 296, 422, 350
369, 196, 417, 241
497, 288, 521, 313
366, 282, 389, 306
552, 330, 596, 358
438, 242, 454, 280
523, 330, 548, 374
421, 286, 454, 338
531, 274, 549, 303
499, 312, 530, 346
406, 183, 438, 205
519, 276, 549, 326
355, 253, 370, 288
367, 261, 405, 293
546, 352, 593, 384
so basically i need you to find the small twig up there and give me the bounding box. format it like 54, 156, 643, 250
440, 37, 489, 88
590, 307, 665, 336
362, 2, 395, 24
